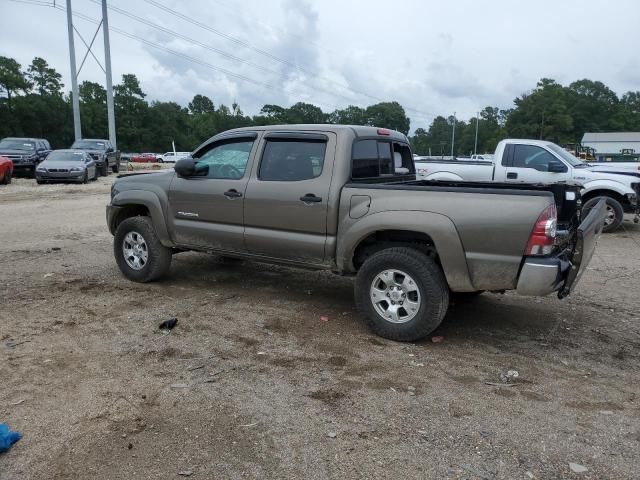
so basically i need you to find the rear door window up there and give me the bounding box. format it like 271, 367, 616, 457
259, 140, 327, 181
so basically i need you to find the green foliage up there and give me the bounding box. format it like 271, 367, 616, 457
2, 54, 640, 155
26, 57, 63, 96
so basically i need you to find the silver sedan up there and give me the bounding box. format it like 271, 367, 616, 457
35, 149, 98, 184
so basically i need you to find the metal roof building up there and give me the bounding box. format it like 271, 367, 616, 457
582, 132, 640, 154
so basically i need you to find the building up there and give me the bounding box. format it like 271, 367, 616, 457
582, 132, 640, 162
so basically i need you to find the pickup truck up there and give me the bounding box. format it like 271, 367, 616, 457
0, 137, 51, 177
107, 125, 606, 342
70, 138, 120, 175
415, 139, 640, 232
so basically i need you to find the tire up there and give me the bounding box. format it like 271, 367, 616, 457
2, 169, 10, 185
583, 196, 623, 233
355, 247, 449, 342
99, 163, 108, 176
93, 168, 98, 181
114, 216, 172, 282
112, 162, 119, 173
82, 171, 88, 184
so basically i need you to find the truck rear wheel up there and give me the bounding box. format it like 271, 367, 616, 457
114, 216, 172, 282
355, 247, 449, 342
583, 196, 623, 233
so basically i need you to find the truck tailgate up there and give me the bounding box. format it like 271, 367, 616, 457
559, 199, 607, 298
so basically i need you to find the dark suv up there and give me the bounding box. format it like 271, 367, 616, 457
0, 137, 51, 176
70, 139, 120, 175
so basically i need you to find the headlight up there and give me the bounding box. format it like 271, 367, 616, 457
36, 167, 46, 172
111, 183, 120, 200
70, 167, 83, 172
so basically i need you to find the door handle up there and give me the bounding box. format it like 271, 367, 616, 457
300, 193, 322, 203
224, 189, 243, 199
507, 172, 518, 179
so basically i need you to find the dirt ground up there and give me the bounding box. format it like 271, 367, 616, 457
1, 175, 639, 480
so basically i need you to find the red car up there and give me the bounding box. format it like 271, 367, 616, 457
130, 153, 158, 163
0, 155, 13, 185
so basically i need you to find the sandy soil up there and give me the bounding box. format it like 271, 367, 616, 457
1, 176, 639, 479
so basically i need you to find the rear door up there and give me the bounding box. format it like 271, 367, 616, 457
502, 143, 568, 183
243, 132, 336, 263
168, 133, 259, 251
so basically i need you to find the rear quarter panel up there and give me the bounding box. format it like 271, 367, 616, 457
337, 186, 553, 291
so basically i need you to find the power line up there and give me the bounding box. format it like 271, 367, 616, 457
140, 0, 438, 118
95, 0, 428, 116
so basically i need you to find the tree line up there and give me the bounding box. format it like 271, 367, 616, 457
1, 55, 639, 155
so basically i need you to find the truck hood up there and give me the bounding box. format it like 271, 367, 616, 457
0, 149, 35, 157
573, 169, 639, 187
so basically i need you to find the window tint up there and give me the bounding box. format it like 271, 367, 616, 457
259, 140, 326, 181
352, 139, 411, 178
194, 140, 254, 179
512, 145, 558, 172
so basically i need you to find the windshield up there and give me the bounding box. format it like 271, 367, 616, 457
547, 143, 588, 168
71, 140, 106, 150
47, 151, 86, 162
0, 139, 35, 151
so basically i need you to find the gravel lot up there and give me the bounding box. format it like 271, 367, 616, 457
1, 176, 639, 479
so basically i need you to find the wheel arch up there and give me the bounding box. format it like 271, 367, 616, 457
336, 211, 475, 291
110, 190, 173, 246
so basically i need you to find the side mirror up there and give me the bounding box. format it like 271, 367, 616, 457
548, 160, 567, 173
174, 157, 206, 177
106, 147, 114, 153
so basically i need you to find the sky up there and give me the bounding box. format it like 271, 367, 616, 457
1, 0, 639, 130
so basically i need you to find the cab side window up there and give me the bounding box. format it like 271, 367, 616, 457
259, 140, 327, 181
513, 145, 558, 172
194, 139, 254, 179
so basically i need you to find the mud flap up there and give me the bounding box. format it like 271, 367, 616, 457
558, 199, 606, 298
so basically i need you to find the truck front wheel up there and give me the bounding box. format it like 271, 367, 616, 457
114, 216, 172, 282
355, 247, 449, 342
583, 196, 623, 233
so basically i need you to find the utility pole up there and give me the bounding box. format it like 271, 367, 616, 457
102, 0, 117, 149
66, 0, 81, 141
450, 112, 456, 158
474, 112, 479, 156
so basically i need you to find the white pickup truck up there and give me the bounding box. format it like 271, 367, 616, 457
415, 139, 640, 232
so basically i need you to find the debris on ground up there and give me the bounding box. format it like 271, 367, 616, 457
0, 423, 22, 453
177, 470, 193, 476
569, 463, 588, 473
327, 432, 337, 438
43, 273, 54, 278
431, 336, 444, 343
499, 369, 519, 383
320, 315, 329, 322
170, 383, 189, 389
186, 364, 204, 371
485, 382, 518, 387
409, 360, 424, 367
158, 318, 178, 331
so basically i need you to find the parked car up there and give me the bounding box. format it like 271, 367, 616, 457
35, 149, 98, 184
0, 155, 13, 185
70, 139, 120, 175
0, 137, 51, 177
121, 152, 138, 162
106, 125, 606, 342
130, 153, 157, 163
415, 139, 640, 232
158, 151, 191, 163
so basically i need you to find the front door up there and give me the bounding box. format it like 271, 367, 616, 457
502, 143, 568, 183
243, 132, 336, 263
168, 135, 258, 251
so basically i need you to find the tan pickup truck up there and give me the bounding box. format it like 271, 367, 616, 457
107, 125, 606, 341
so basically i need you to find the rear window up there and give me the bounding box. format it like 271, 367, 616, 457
352, 140, 414, 178
47, 151, 86, 162
71, 140, 106, 150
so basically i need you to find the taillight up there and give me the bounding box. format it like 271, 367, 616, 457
377, 128, 391, 136
525, 204, 557, 256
